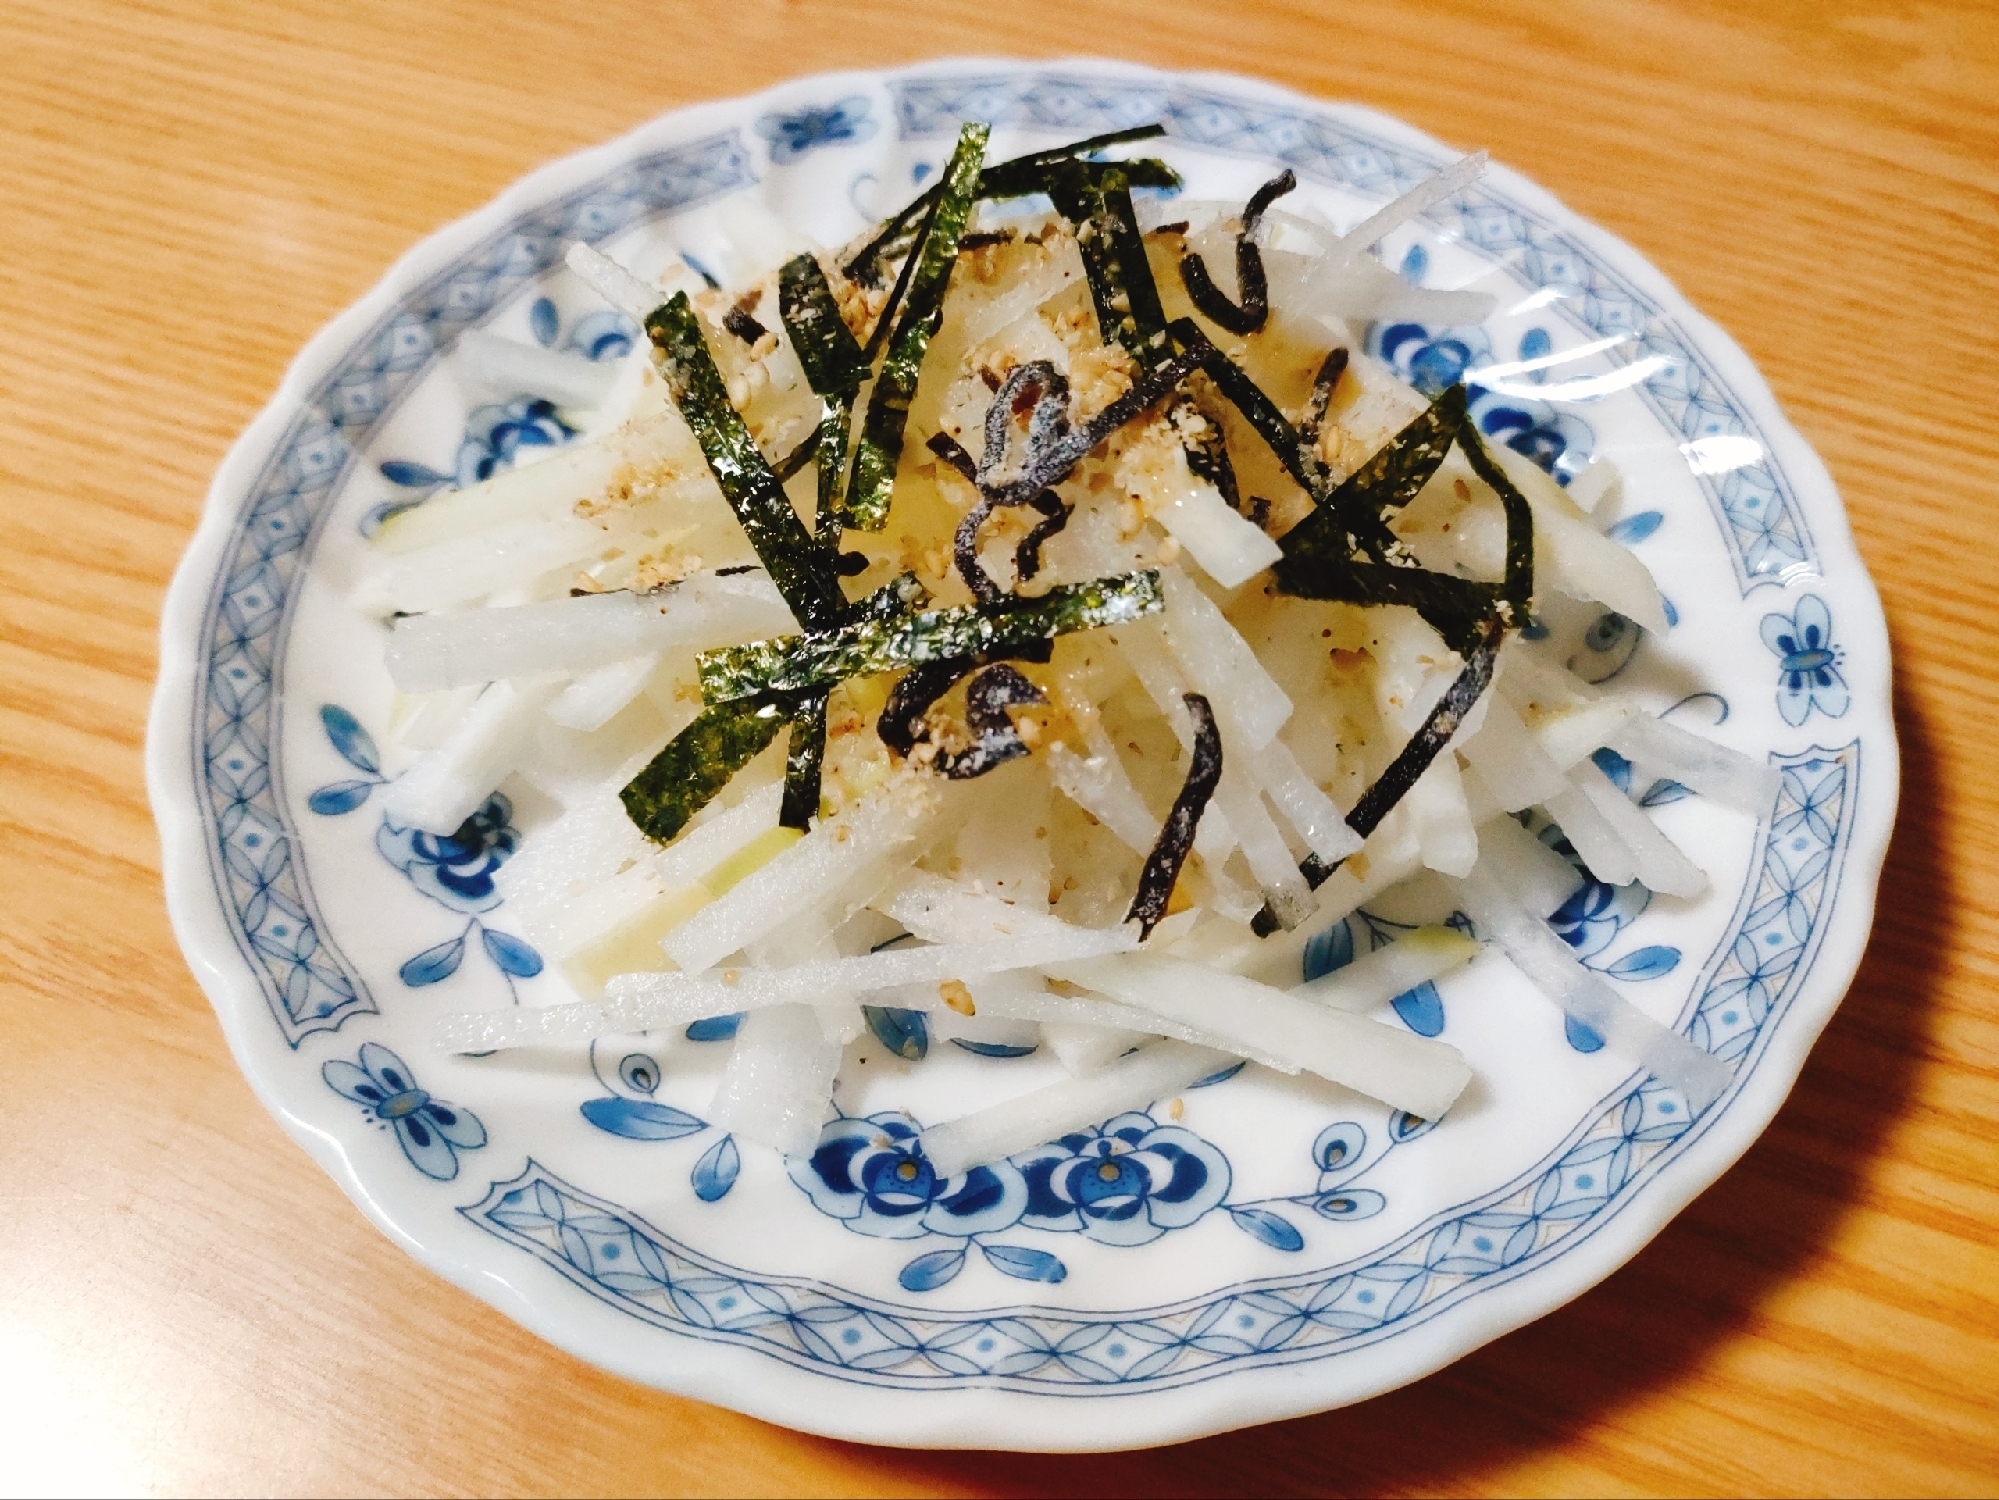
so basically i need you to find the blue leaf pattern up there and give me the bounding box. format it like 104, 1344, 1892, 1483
1311, 1188, 1387, 1222
899, 1247, 966, 1291
1230, 1207, 1305, 1250
1605, 510, 1664, 544
863, 1004, 929, 1061
980, 1243, 1067, 1283
1603, 945, 1681, 981
319, 703, 380, 774
529, 296, 560, 348
684, 1014, 743, 1042
399, 934, 465, 986
580, 1097, 707, 1141
1389, 980, 1445, 1037
480, 927, 544, 978
1565, 1015, 1607, 1053
692, 1134, 741, 1201
307, 780, 375, 816
378, 459, 451, 489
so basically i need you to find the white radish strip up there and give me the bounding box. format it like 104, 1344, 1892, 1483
1112, 623, 1240, 862
1046, 742, 1160, 855
1329, 151, 1489, 257
1488, 445, 1667, 633
1451, 857, 1731, 1110
652, 783, 784, 890
567, 241, 666, 321
379, 678, 561, 835
372, 407, 703, 557
545, 656, 659, 732
1458, 695, 1569, 811
1247, 735, 1363, 864
1605, 714, 1781, 818
707, 1003, 842, 1158
1543, 780, 1639, 889
1231, 808, 1426, 987
1473, 813, 1587, 920
456, 330, 619, 411
1049, 954, 1472, 1121
884, 872, 1077, 944
1041, 1019, 1150, 1076
1565, 459, 1619, 515
493, 789, 653, 920
1154, 476, 1282, 589
1408, 755, 1479, 879
1566, 759, 1708, 899
384, 576, 796, 693
870, 968, 1213, 1046
660, 778, 944, 974
1211, 764, 1316, 927
357, 515, 609, 616
393, 684, 482, 752
1267, 245, 1496, 328
1295, 925, 1477, 1012
1159, 568, 1292, 748
919, 1041, 1235, 1179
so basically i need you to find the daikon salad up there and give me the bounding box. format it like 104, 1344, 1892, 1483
360, 123, 1776, 1173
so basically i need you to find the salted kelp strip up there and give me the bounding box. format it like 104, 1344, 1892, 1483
929, 665, 1048, 779
1126, 693, 1223, 939
877, 640, 1054, 758
779, 692, 830, 832
1458, 420, 1535, 618
620, 696, 793, 843
1298, 347, 1349, 449
646, 292, 845, 628
845, 122, 990, 531
1178, 170, 1295, 335
698, 571, 1162, 703
1015, 491, 1071, 582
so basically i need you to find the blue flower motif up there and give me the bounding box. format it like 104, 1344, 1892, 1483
1759, 593, 1848, 727
1469, 389, 1595, 487
566, 308, 638, 362
376, 793, 519, 914
1015, 1112, 1231, 1247
1547, 871, 1652, 961
455, 398, 573, 488
323, 1042, 485, 1180
791, 1113, 1028, 1240
1374, 321, 1491, 398
756, 97, 877, 165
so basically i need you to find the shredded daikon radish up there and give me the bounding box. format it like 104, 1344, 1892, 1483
1564, 758, 1707, 899
921, 1042, 1235, 1179
1451, 852, 1731, 1110
455, 329, 620, 411
379, 677, 561, 835
1294, 924, 1477, 1012
708, 1003, 843, 1157
1049, 953, 1472, 1120
1606, 713, 1781, 817
544, 656, 661, 733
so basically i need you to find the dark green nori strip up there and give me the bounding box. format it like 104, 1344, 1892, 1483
1248, 618, 1504, 935
1126, 693, 1222, 939
644, 293, 846, 629
1049, 161, 1168, 363
1459, 420, 1535, 619
723, 306, 769, 346
780, 692, 828, 831
1178, 170, 1294, 335
841, 125, 1172, 285
938, 665, 1046, 779
715, 564, 760, 576
1298, 347, 1349, 449
814, 401, 854, 544
846, 122, 990, 531
1278, 557, 1498, 658
1015, 490, 1071, 583
774, 424, 820, 482
777, 253, 871, 397
698, 571, 1161, 703
620, 695, 792, 844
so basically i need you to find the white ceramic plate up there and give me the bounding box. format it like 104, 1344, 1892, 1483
148, 58, 1895, 1451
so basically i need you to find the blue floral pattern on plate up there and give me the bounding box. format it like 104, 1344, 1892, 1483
1761, 593, 1850, 726
757, 97, 877, 164
323, 1042, 486, 1180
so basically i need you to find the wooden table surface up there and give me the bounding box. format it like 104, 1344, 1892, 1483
5, 1, 1996, 1494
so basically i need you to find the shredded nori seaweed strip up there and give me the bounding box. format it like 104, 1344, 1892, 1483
1283, 383, 1469, 569
957, 230, 1015, 250
645, 292, 846, 629
1298, 347, 1349, 449
1015, 490, 1071, 582
1177, 170, 1295, 335
1126, 693, 1223, 939
1282, 559, 1500, 658
698, 571, 1162, 703
1049, 161, 1168, 364
779, 691, 829, 831
723, 305, 769, 346
1459, 420, 1535, 618
620, 695, 794, 844
937, 665, 1046, 779
777, 252, 872, 542
845, 123, 989, 531
841, 125, 1174, 286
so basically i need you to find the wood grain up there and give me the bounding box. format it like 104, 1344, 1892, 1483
3, 1, 1996, 1494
